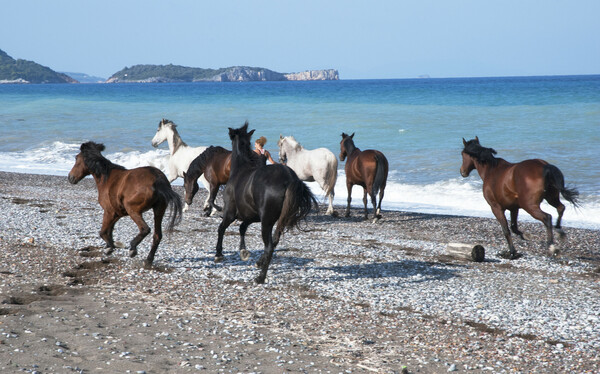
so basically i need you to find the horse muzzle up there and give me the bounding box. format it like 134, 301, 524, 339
68, 174, 79, 184
460, 169, 469, 178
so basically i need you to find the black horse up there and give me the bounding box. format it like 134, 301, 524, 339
215, 122, 317, 284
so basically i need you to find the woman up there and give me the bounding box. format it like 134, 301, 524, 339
253, 136, 277, 164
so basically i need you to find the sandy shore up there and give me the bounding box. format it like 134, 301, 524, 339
1, 171, 599, 373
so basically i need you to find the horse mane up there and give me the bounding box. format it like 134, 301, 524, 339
80, 141, 126, 179
462, 138, 498, 166
188, 145, 230, 179
229, 121, 265, 169
161, 119, 188, 151
281, 136, 303, 151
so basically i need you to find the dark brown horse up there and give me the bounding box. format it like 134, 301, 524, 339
68, 142, 183, 266
460, 137, 579, 259
183, 146, 232, 216
339, 132, 389, 222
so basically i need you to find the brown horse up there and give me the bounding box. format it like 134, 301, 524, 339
183, 146, 232, 215
339, 132, 389, 222
68, 141, 183, 266
460, 137, 579, 259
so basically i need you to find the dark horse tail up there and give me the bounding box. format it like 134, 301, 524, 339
188, 146, 230, 180
543, 164, 580, 207
275, 178, 318, 238
372, 153, 388, 198
158, 183, 183, 232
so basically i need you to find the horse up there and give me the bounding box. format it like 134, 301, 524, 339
151, 118, 212, 213
215, 122, 317, 284
183, 146, 232, 216
277, 135, 338, 216
68, 141, 183, 266
339, 132, 389, 222
460, 136, 579, 259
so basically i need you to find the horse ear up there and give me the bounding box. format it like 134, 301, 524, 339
475, 136, 479, 143
463, 138, 467, 146
280, 134, 283, 140
350, 133, 355, 139
248, 129, 255, 137
183, 171, 186, 178
341, 132, 347, 138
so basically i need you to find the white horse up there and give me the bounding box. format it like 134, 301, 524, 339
151, 119, 211, 213
277, 135, 338, 215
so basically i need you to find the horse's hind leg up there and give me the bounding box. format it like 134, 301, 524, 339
255, 222, 275, 284
100, 211, 120, 255
523, 205, 556, 255
127, 212, 151, 259
145, 204, 166, 267
362, 188, 369, 220
345, 183, 353, 217
509, 208, 527, 240
215, 212, 236, 262
546, 194, 566, 238
376, 187, 384, 219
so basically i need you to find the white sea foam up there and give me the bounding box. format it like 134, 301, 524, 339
1, 143, 598, 229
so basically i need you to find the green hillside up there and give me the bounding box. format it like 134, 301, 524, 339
0, 49, 77, 83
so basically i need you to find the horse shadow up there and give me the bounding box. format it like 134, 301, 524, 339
165, 249, 315, 271
315, 259, 462, 283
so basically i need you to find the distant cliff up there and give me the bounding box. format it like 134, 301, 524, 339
106, 64, 339, 83
0, 49, 78, 84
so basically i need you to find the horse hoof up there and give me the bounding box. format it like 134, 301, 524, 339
254, 276, 266, 284
129, 250, 138, 258
214, 255, 224, 263
344, 212, 350, 218
549, 244, 560, 256
498, 251, 513, 259
555, 228, 566, 239
183, 204, 189, 213
143, 260, 153, 268
105, 248, 115, 256
240, 249, 250, 261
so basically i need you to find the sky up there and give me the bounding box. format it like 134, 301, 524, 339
1, 0, 599, 79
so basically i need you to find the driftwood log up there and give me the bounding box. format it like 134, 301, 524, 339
446, 243, 485, 262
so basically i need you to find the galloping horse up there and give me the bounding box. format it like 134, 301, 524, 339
460, 137, 579, 259
68, 142, 183, 266
183, 146, 232, 215
215, 122, 317, 284
278, 135, 338, 215
339, 132, 389, 222
151, 119, 211, 212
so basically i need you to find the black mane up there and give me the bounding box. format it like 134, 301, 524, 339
187, 145, 230, 180
80, 141, 125, 179
462, 138, 498, 166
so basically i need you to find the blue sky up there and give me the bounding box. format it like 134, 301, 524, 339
1, 0, 598, 79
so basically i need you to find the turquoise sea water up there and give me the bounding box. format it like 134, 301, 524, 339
1, 76, 599, 228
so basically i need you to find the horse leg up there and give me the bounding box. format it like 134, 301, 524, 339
368, 186, 380, 223
145, 203, 166, 267
345, 183, 353, 217
215, 212, 236, 262
546, 194, 566, 239
509, 208, 527, 240
362, 188, 369, 220
490, 206, 518, 259
205, 183, 220, 216
326, 189, 335, 216
100, 211, 120, 255
128, 212, 151, 259
523, 205, 556, 256
376, 187, 384, 219
238, 221, 251, 261
255, 222, 275, 284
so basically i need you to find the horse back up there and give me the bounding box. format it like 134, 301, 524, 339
346, 149, 387, 185
485, 159, 548, 207
105, 167, 167, 213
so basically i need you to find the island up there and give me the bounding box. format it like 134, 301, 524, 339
106, 64, 339, 83
0, 49, 78, 84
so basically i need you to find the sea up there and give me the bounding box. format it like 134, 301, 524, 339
1, 75, 599, 229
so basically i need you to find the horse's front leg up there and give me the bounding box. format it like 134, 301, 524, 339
99, 211, 120, 255
345, 183, 353, 217
255, 221, 275, 284
490, 206, 518, 259
205, 184, 220, 216
509, 208, 528, 240
238, 221, 251, 261
215, 212, 236, 262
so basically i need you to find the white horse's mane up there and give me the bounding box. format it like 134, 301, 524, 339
282, 135, 302, 151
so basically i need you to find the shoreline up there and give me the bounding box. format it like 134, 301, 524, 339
1, 171, 599, 373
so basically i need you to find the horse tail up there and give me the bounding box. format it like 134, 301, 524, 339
372, 153, 388, 198
276, 178, 318, 236
323, 155, 338, 197
543, 164, 580, 207
162, 185, 184, 232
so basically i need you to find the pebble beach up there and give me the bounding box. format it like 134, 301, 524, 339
1, 171, 599, 373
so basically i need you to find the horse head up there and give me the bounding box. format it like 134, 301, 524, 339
339, 132, 355, 161
68, 141, 105, 184
182, 171, 199, 206
229, 121, 255, 156
152, 118, 174, 147
461, 136, 497, 177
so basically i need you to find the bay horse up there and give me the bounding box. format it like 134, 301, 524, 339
68, 141, 183, 266
183, 146, 232, 216
278, 135, 338, 215
151, 118, 211, 213
215, 122, 317, 284
339, 132, 389, 222
460, 137, 579, 259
